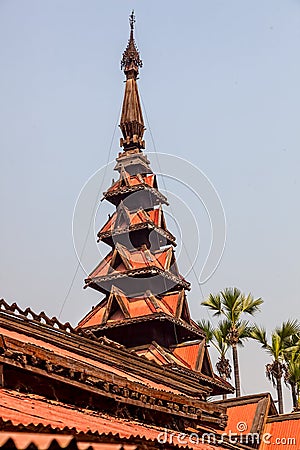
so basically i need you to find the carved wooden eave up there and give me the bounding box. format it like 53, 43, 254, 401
131, 341, 233, 397
85, 270, 190, 295
114, 150, 152, 175
98, 223, 176, 247
97, 204, 176, 247
0, 300, 230, 430
0, 301, 221, 400
79, 313, 204, 338
103, 182, 168, 206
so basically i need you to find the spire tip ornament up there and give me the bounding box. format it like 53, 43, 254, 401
119, 11, 145, 151
129, 10, 135, 31
121, 11, 143, 79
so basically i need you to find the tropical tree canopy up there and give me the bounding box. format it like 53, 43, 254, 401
201, 287, 263, 397
251, 320, 300, 413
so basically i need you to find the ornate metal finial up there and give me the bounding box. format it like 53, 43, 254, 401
129, 10, 135, 31
121, 11, 143, 79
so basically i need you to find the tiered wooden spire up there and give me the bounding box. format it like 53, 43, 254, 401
78, 12, 232, 398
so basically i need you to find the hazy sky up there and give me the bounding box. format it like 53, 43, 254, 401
1, 1, 299, 411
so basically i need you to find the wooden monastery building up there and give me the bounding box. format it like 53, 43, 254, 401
1, 12, 299, 450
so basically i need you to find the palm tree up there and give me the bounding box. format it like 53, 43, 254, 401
201, 287, 263, 397
198, 319, 231, 399
251, 320, 300, 414
283, 334, 300, 411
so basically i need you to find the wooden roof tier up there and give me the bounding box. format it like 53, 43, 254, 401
103, 171, 168, 208
85, 243, 190, 296
114, 149, 152, 176
97, 204, 176, 248
78, 288, 192, 329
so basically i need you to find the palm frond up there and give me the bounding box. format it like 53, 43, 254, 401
221, 287, 242, 322
275, 320, 300, 342
213, 327, 229, 356
242, 293, 263, 315
235, 320, 253, 346
197, 319, 214, 342
201, 294, 222, 316
250, 325, 268, 347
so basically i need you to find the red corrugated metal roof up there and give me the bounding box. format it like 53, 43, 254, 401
78, 304, 106, 327
223, 402, 258, 436
78, 289, 189, 329
137, 344, 190, 369
260, 416, 300, 450
0, 432, 138, 449
0, 433, 76, 449
172, 343, 201, 371
106, 173, 155, 193
161, 292, 180, 315
87, 245, 173, 278
0, 390, 227, 450
99, 207, 162, 235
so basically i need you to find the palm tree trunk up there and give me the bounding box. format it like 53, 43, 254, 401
232, 344, 241, 397
221, 374, 227, 400
290, 382, 298, 410
276, 376, 284, 414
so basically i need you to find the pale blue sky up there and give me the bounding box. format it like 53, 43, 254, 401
0, 1, 299, 411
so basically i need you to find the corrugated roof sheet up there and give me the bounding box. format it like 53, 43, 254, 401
172, 343, 201, 371
223, 402, 258, 436
0, 432, 138, 449
0, 390, 227, 450
260, 415, 300, 450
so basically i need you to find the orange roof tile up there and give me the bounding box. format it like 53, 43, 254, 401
126, 297, 154, 316
137, 344, 188, 369
148, 208, 160, 225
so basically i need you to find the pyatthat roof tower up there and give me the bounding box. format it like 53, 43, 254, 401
78, 11, 232, 399
3, 11, 300, 450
